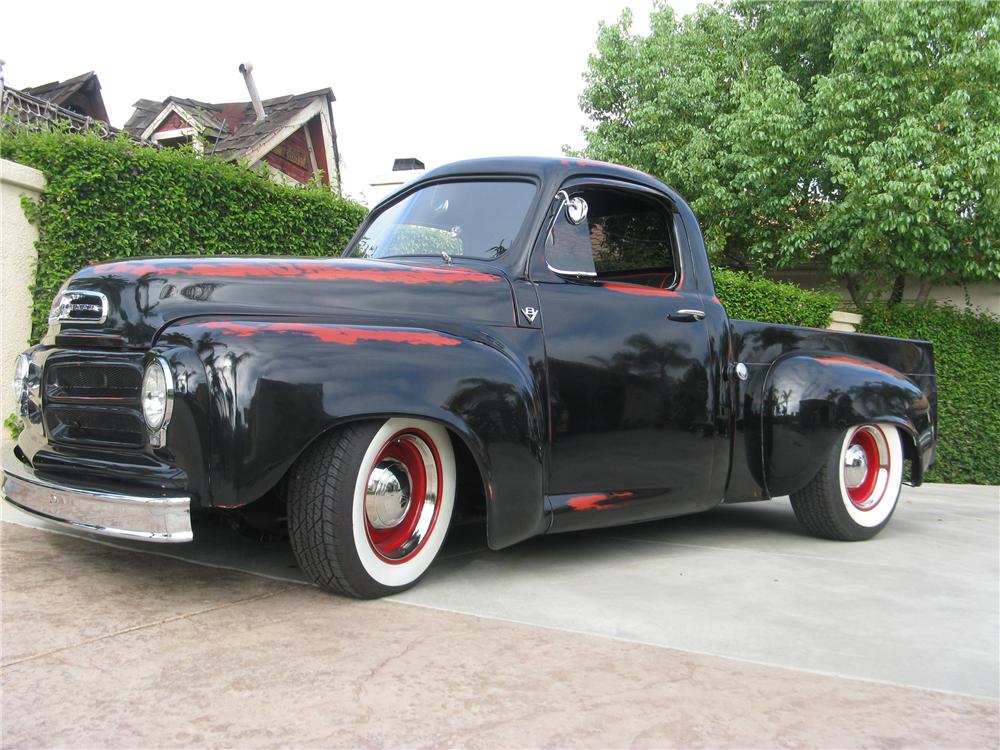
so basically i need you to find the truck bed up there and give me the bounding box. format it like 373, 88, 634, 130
725, 320, 936, 501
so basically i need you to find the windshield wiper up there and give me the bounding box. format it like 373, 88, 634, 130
483, 240, 508, 259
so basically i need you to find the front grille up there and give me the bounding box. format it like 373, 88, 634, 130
48, 364, 142, 399
44, 406, 146, 448
43, 354, 146, 449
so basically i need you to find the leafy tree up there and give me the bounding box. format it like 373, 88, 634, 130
578, 0, 1000, 305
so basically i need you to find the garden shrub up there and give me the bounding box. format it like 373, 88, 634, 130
1, 130, 368, 341
712, 268, 838, 328
860, 302, 1000, 485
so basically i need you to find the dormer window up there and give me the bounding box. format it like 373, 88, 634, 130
143, 105, 204, 152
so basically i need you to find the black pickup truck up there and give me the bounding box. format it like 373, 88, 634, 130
4, 157, 936, 598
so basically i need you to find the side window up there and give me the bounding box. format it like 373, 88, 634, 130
545, 187, 678, 289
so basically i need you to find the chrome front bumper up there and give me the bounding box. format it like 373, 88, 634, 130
2, 466, 192, 542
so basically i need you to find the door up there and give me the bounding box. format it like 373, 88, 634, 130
534, 181, 719, 531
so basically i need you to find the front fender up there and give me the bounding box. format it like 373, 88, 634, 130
157, 318, 548, 549
762, 354, 934, 497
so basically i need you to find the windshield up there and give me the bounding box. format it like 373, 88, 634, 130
347, 180, 535, 261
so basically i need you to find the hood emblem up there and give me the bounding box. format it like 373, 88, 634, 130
521, 306, 538, 323
48, 290, 109, 324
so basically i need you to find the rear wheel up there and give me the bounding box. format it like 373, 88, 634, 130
790, 423, 904, 541
287, 417, 455, 598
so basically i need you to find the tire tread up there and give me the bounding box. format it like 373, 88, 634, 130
287, 423, 372, 598
789, 458, 856, 541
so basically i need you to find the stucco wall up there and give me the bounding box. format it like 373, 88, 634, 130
770, 269, 1000, 317
1, 158, 44, 458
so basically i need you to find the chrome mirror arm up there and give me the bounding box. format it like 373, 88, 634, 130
545, 190, 572, 246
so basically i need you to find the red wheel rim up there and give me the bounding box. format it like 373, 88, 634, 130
844, 426, 890, 510
363, 429, 442, 563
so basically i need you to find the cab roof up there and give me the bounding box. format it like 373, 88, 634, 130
419, 156, 671, 195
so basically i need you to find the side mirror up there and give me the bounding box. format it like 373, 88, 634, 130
565, 196, 588, 225
544, 190, 597, 279
546, 190, 590, 246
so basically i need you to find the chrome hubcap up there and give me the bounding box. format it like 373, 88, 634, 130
843, 444, 869, 488
843, 425, 891, 511
365, 460, 412, 529
363, 430, 443, 562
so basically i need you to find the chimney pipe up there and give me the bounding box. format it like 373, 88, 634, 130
239, 62, 266, 123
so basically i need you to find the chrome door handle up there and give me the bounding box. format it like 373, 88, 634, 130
669, 309, 706, 322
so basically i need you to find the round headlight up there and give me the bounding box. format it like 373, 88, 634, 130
12, 354, 30, 404
141, 359, 172, 431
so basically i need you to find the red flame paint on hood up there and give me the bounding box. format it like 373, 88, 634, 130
566, 491, 635, 511
602, 282, 681, 298
202, 322, 461, 347
88, 260, 500, 285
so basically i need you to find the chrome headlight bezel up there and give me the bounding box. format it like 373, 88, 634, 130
12, 353, 30, 405
141, 357, 175, 441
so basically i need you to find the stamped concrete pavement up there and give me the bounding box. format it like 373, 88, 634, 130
2, 483, 998, 747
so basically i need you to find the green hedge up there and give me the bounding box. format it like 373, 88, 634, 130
712, 268, 838, 328
860, 303, 1000, 485
1, 130, 368, 341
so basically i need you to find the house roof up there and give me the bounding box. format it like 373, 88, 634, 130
123, 88, 335, 162
23, 71, 110, 123
126, 96, 229, 139
23, 71, 97, 103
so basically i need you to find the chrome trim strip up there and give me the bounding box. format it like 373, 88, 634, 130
2, 469, 193, 542
546, 264, 597, 278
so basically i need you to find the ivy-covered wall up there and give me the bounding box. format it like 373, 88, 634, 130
860, 303, 1000, 485
1, 130, 368, 340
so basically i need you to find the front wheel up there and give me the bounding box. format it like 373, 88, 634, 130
790, 423, 904, 541
287, 417, 455, 598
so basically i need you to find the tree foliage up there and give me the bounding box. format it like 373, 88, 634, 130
578, 0, 1000, 304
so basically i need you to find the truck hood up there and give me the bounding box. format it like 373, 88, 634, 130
48, 257, 516, 348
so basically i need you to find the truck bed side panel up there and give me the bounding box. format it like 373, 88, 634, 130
726, 320, 936, 501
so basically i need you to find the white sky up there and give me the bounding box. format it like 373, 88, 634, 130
2, 0, 700, 203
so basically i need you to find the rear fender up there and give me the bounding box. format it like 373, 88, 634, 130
761, 354, 934, 497
157, 319, 547, 549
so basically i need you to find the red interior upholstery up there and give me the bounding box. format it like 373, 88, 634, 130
598, 270, 676, 289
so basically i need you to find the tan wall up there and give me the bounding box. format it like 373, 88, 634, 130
770, 269, 1000, 318
918, 281, 1000, 316
1, 158, 45, 458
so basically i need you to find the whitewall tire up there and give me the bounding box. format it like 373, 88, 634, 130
288, 417, 455, 598
790, 423, 904, 541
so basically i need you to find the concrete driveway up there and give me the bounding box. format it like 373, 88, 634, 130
2, 484, 998, 748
